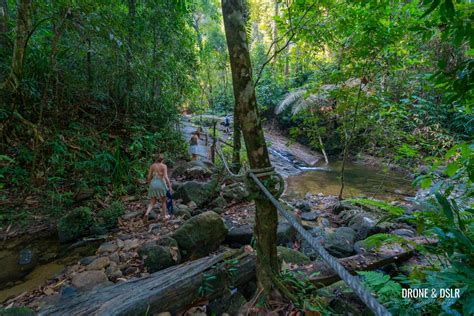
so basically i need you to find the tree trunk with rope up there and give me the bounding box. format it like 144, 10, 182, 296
232, 117, 241, 173
221, 0, 279, 296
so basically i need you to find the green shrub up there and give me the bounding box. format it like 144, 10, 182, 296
57, 207, 94, 243
97, 201, 126, 230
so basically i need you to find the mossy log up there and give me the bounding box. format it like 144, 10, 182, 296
39, 249, 256, 316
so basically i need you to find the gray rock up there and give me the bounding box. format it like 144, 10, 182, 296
301, 212, 319, 221
122, 239, 140, 251
148, 210, 158, 220
324, 227, 356, 258
185, 166, 212, 179
225, 221, 294, 246
347, 212, 386, 240
222, 183, 249, 202
174, 180, 217, 207
138, 240, 180, 273
71, 270, 108, 290
211, 196, 227, 208
97, 241, 118, 254
105, 262, 123, 279
86, 256, 110, 271
109, 253, 120, 264
353, 240, 374, 254
391, 228, 416, 238
172, 211, 228, 260
79, 256, 97, 266
121, 211, 142, 220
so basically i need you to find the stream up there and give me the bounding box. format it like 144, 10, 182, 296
1, 118, 414, 304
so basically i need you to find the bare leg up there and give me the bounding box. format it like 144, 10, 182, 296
161, 197, 169, 220
145, 197, 157, 220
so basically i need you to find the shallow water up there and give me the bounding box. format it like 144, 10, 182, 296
285, 160, 414, 201
0, 234, 98, 303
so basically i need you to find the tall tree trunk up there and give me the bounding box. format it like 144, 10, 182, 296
125, 0, 136, 110
4, 0, 31, 93
271, 0, 278, 72
232, 118, 241, 172
221, 0, 279, 295
284, 43, 290, 89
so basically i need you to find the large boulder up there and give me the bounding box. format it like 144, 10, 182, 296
172, 211, 228, 259
138, 239, 181, 273
172, 160, 215, 179
225, 220, 294, 246
324, 227, 356, 258
222, 183, 249, 202
277, 246, 311, 265
71, 270, 108, 291
174, 180, 217, 207
341, 209, 388, 240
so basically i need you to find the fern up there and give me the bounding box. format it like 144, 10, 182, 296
362, 233, 412, 249
345, 198, 405, 216
358, 271, 402, 303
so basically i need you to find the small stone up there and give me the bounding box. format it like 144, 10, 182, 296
97, 241, 118, 254
105, 262, 123, 279
301, 212, 319, 221
297, 202, 312, 213
79, 256, 97, 266
122, 239, 140, 251
116, 238, 125, 248
117, 233, 132, 240
174, 209, 191, 219
187, 201, 197, 209
86, 256, 110, 271
121, 210, 142, 220
120, 252, 133, 261
109, 253, 120, 264
148, 210, 158, 220
71, 271, 108, 290
391, 228, 416, 238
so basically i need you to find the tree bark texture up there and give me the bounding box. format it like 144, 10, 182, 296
221, 0, 279, 295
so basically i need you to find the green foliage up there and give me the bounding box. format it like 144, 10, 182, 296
361, 233, 412, 249
57, 207, 94, 243
97, 201, 126, 230
345, 198, 405, 216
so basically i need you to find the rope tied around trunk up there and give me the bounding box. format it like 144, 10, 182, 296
247, 172, 392, 316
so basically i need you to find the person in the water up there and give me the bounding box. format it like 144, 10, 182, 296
145, 154, 172, 221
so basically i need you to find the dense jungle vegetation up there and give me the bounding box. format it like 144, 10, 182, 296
0, 0, 473, 314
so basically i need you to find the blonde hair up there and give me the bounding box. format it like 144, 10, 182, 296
156, 153, 165, 163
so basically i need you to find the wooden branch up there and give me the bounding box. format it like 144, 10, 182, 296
39, 250, 256, 316
304, 237, 437, 287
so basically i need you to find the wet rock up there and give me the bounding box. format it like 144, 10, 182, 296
172, 211, 227, 260
121, 210, 142, 220
86, 256, 110, 270
116, 238, 125, 248
71, 270, 108, 291
18, 249, 34, 265
324, 227, 356, 258
301, 212, 319, 221
277, 246, 311, 265
79, 256, 97, 266
391, 228, 416, 238
97, 241, 118, 254
222, 183, 249, 202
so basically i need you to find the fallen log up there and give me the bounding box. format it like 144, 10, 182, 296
304, 237, 436, 287
39, 249, 256, 316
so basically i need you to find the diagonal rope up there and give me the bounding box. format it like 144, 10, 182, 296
248, 171, 392, 316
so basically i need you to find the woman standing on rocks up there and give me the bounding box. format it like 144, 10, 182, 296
189, 130, 201, 160
145, 154, 172, 222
